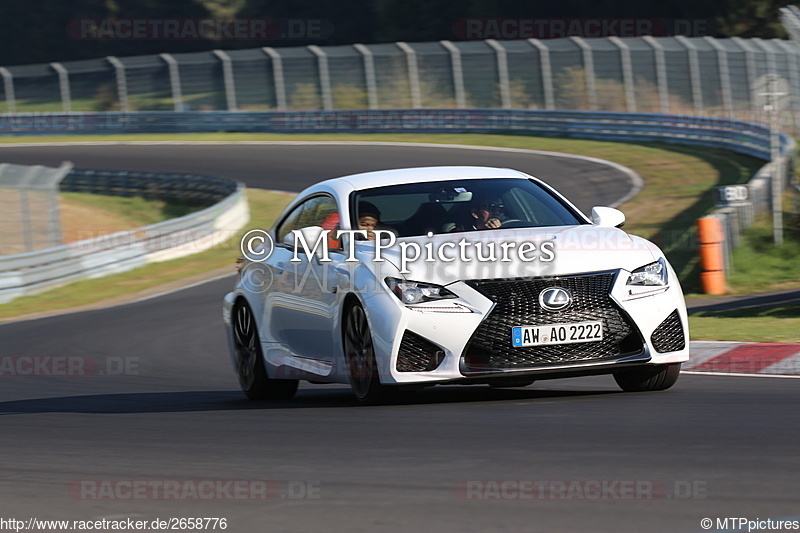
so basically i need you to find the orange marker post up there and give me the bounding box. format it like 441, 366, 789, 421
696, 217, 725, 295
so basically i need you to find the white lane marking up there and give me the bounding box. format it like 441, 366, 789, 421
681, 370, 800, 379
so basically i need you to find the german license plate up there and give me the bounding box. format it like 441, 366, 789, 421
512, 321, 603, 347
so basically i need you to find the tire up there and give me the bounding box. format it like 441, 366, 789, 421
343, 302, 397, 405
613, 363, 681, 392
232, 301, 298, 400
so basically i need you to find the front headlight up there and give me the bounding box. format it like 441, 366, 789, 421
385, 277, 456, 305
627, 258, 668, 286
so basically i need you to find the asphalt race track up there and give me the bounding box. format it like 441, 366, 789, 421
0, 142, 632, 210
1, 143, 799, 533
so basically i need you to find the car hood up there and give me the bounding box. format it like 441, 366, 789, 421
357, 225, 658, 285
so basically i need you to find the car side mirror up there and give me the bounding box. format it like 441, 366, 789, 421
282, 226, 327, 255
591, 206, 626, 228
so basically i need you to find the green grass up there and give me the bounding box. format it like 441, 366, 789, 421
725, 212, 800, 294
690, 302, 800, 342
61, 192, 201, 226
687, 210, 800, 341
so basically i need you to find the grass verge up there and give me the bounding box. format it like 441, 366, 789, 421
690, 303, 800, 342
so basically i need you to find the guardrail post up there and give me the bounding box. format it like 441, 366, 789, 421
732, 37, 757, 112
308, 45, 333, 111
487, 39, 511, 109
571, 36, 597, 111
704, 37, 733, 115
160, 53, 183, 112
354, 44, 378, 109
528, 39, 554, 110
50, 62, 72, 113
262, 47, 287, 111
0, 67, 15, 113
396, 42, 422, 109
643, 36, 670, 114
675, 36, 703, 113
440, 40, 466, 109
212, 50, 238, 111
609, 37, 636, 113
106, 56, 129, 112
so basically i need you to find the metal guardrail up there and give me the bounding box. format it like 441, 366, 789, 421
0, 172, 249, 304
0, 108, 786, 160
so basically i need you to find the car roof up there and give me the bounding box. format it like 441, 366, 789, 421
335, 166, 532, 191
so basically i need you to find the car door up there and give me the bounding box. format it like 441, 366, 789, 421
266, 195, 341, 363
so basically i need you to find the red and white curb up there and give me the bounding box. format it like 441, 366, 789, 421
685, 341, 800, 377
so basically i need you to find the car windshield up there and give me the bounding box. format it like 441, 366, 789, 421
351, 178, 586, 238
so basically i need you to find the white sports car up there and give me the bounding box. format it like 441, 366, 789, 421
223, 166, 689, 403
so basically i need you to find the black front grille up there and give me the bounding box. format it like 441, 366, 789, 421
650, 310, 685, 353
462, 273, 644, 372
397, 331, 445, 372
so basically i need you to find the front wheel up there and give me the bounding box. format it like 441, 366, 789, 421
343, 302, 397, 405
233, 302, 298, 400
613, 363, 681, 392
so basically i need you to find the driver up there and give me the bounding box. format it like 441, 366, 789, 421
450, 195, 505, 231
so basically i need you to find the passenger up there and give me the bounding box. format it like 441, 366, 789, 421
358, 201, 381, 240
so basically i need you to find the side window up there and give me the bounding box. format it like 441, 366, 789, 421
276, 195, 340, 248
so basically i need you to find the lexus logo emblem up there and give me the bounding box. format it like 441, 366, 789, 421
539, 287, 572, 311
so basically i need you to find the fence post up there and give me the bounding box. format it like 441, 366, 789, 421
528, 39, 554, 110
50, 62, 72, 113
0, 67, 15, 113
674, 36, 703, 113
609, 36, 636, 113
486, 39, 511, 109
308, 45, 333, 111
159, 53, 183, 112
262, 47, 287, 111
704, 37, 733, 115
732, 37, 757, 112
396, 42, 422, 109
212, 50, 238, 111
571, 36, 597, 111
643, 36, 670, 114
106, 56, 129, 112
772, 39, 800, 111
354, 44, 378, 109
440, 40, 466, 109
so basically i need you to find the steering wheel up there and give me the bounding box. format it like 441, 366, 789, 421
499, 218, 528, 228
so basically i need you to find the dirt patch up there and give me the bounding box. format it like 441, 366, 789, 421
59, 196, 142, 244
